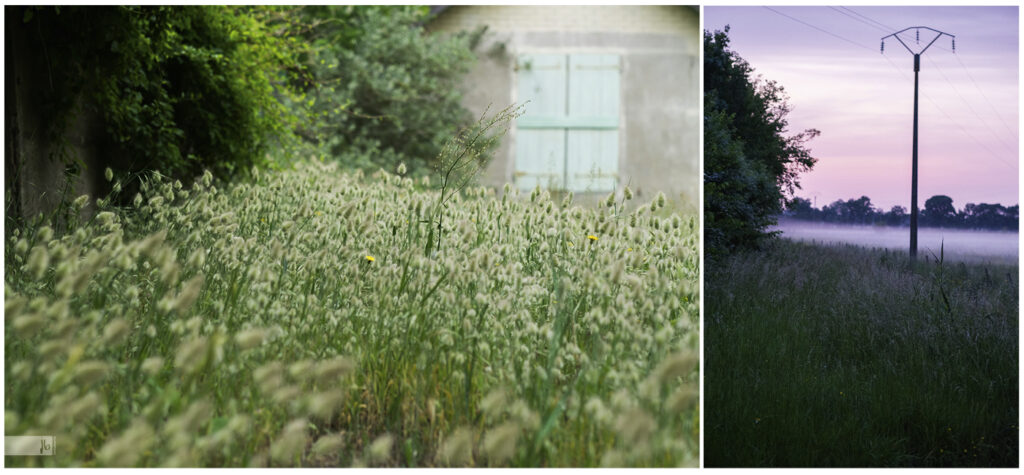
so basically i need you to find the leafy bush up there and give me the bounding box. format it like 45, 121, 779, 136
703, 27, 818, 255
14, 6, 304, 180
703, 93, 780, 255
283, 6, 479, 175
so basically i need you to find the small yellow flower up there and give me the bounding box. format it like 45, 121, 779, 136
315, 211, 322, 216
567, 241, 574, 247
587, 235, 597, 242
365, 255, 375, 263
627, 247, 633, 252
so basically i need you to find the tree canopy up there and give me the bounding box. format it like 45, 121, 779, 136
11, 6, 306, 179
267, 6, 482, 176
704, 26, 819, 255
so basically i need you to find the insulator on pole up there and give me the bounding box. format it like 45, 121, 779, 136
952, 38, 956, 53
880, 40, 884, 53
916, 29, 920, 43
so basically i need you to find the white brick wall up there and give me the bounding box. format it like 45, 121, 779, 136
428, 5, 696, 36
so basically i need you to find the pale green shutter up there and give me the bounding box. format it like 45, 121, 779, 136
515, 54, 567, 190
514, 53, 619, 192
567, 54, 619, 192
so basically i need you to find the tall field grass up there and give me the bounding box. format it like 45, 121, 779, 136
4, 160, 699, 467
704, 240, 1018, 467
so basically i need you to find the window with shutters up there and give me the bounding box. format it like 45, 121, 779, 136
514, 54, 620, 193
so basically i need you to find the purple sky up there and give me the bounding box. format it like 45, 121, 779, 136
704, 6, 1019, 212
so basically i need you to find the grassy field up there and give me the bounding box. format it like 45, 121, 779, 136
704, 239, 1018, 467
4, 160, 699, 467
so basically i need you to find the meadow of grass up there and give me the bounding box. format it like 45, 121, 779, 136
704, 239, 1018, 467
4, 159, 699, 467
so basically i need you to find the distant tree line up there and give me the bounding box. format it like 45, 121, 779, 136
785, 194, 1019, 231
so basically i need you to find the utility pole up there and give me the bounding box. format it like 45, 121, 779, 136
881, 27, 955, 260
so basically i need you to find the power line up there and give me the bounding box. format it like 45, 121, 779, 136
924, 54, 1017, 154
828, 6, 888, 34
953, 53, 1019, 140
846, 6, 1018, 140
761, 7, 1017, 174
887, 46, 1016, 170
919, 83, 1017, 170
763, 6, 875, 53
880, 31, 1016, 171
819, 10, 1017, 170
840, 6, 894, 32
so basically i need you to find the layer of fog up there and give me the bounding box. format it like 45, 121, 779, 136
773, 218, 1019, 265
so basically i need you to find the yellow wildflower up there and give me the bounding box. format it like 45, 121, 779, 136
365, 256, 375, 263
588, 235, 598, 242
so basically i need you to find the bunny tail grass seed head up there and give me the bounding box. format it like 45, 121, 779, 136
102, 318, 131, 346
367, 433, 394, 465
97, 418, 155, 467
438, 427, 475, 467
235, 327, 269, 350
315, 356, 355, 386
615, 407, 657, 444
141, 357, 165, 376
270, 418, 309, 465
308, 390, 345, 419
74, 360, 110, 386
311, 433, 346, 459
667, 384, 699, 414
25, 245, 49, 280
483, 422, 520, 465
654, 351, 698, 385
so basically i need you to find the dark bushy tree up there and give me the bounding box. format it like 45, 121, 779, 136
10, 6, 305, 180
785, 196, 817, 220
704, 94, 781, 251
923, 194, 956, 227
886, 205, 908, 226
274, 6, 480, 176
704, 27, 819, 255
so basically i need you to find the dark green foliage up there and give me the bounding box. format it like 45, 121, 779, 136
923, 195, 956, 226
703, 94, 779, 254
703, 27, 819, 255
279, 6, 478, 175
15, 6, 304, 180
